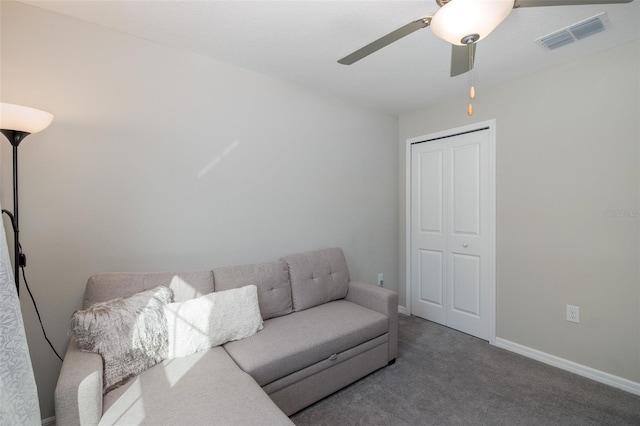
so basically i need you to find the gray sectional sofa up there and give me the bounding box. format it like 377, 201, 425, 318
55, 248, 398, 425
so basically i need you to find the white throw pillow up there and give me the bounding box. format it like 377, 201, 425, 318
164, 284, 263, 359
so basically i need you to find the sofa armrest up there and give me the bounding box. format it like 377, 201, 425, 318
345, 281, 398, 361
55, 337, 103, 426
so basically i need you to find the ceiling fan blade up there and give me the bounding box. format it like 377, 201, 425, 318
338, 17, 431, 65
450, 43, 476, 77
514, 0, 632, 7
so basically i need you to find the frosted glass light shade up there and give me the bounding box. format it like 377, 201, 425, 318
431, 0, 514, 46
0, 102, 54, 134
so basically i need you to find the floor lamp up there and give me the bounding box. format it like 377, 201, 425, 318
0, 102, 53, 295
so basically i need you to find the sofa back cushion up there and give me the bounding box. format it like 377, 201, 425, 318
213, 261, 292, 320
281, 248, 349, 312
84, 271, 214, 308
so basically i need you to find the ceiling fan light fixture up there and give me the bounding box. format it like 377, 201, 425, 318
430, 0, 514, 45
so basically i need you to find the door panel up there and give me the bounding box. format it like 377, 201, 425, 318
450, 253, 481, 317
411, 143, 446, 324
419, 249, 443, 307
451, 143, 480, 236
419, 150, 443, 234
411, 128, 492, 340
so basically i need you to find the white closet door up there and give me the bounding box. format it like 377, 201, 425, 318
411, 129, 492, 340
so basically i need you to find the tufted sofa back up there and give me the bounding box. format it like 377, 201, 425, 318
213, 261, 292, 320
82, 247, 350, 320
281, 247, 350, 312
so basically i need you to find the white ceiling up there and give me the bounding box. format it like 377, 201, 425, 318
19, 0, 640, 115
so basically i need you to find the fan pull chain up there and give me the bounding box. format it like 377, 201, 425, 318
468, 43, 475, 116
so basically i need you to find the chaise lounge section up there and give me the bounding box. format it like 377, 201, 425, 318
55, 248, 398, 425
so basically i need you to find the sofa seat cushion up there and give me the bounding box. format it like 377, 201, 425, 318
223, 299, 388, 386
100, 346, 292, 426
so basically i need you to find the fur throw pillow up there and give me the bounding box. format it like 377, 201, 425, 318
71, 285, 174, 393
164, 284, 263, 359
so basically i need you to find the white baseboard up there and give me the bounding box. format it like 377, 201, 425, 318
42, 416, 55, 426
398, 305, 408, 315
494, 337, 640, 396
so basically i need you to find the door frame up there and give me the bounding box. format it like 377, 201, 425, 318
405, 119, 497, 344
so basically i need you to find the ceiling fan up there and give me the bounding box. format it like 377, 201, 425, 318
338, 0, 634, 77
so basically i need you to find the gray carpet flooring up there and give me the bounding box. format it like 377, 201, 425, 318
291, 315, 640, 426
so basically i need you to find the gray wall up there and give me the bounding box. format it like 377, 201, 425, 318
0, 2, 399, 418
400, 40, 640, 383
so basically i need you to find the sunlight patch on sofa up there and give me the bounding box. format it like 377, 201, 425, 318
104, 376, 146, 424
164, 282, 263, 359
161, 351, 209, 387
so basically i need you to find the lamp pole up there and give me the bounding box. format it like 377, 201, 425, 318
0, 129, 29, 294
0, 103, 53, 295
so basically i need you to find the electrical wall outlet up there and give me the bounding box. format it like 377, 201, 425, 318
566, 305, 580, 323
377, 273, 384, 287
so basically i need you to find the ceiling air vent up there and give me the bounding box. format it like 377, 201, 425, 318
536, 12, 611, 51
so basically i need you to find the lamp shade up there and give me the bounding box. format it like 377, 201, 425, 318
0, 102, 54, 134
430, 0, 514, 46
